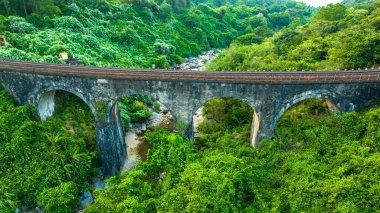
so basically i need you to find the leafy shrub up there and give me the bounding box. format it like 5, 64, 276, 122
67, 3, 81, 17
0, 183, 16, 213
152, 55, 170, 68
232, 33, 263, 45
119, 95, 154, 127
26, 14, 54, 29
0, 88, 96, 211
83, 35, 100, 49
158, 3, 173, 19
152, 102, 161, 112
128, 101, 152, 122
7, 16, 36, 33
154, 39, 175, 55
37, 182, 79, 213
120, 110, 131, 131
48, 44, 69, 56
55, 16, 84, 33
169, 54, 184, 64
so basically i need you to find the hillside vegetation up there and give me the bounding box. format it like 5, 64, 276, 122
86, 98, 380, 212
0, 0, 313, 68
207, 0, 380, 71
0, 0, 380, 212
0, 90, 96, 212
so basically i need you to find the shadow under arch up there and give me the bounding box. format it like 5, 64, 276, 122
37, 88, 95, 121
274, 90, 340, 129
192, 96, 260, 147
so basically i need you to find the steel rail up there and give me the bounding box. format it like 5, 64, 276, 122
0, 59, 380, 84
1, 59, 380, 76
2, 59, 380, 75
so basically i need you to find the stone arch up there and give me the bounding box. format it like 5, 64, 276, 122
274, 90, 340, 128
192, 96, 260, 147
36, 88, 95, 121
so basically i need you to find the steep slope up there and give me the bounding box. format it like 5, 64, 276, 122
0, 0, 313, 68
207, 1, 380, 71
86, 98, 380, 212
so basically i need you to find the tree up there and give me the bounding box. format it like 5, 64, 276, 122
268, 12, 292, 29
315, 3, 348, 21
37, 182, 79, 213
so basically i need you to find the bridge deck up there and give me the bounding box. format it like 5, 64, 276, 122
0, 59, 379, 84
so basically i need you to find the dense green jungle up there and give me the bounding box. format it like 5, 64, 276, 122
0, 0, 380, 212
207, 0, 380, 71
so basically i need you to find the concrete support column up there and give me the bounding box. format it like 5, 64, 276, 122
37, 90, 55, 121
95, 101, 126, 177
255, 108, 276, 146
249, 111, 260, 147
170, 108, 194, 140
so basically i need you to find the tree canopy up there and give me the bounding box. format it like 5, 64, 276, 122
207, 1, 380, 71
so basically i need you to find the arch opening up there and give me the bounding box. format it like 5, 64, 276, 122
274, 90, 339, 128
276, 98, 339, 128
38, 90, 97, 153
116, 94, 174, 172
37, 89, 95, 121
274, 98, 339, 148
192, 97, 259, 148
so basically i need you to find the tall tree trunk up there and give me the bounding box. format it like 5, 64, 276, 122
2, 0, 8, 15
33, 0, 37, 13
22, 0, 28, 16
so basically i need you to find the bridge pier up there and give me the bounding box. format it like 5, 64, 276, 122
250, 111, 260, 147
255, 110, 276, 146
37, 90, 56, 121
169, 108, 195, 140
95, 101, 126, 177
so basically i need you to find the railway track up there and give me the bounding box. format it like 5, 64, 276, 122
0, 59, 379, 84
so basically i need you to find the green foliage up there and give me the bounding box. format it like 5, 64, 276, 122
0, 183, 16, 213
0, 89, 96, 211
88, 97, 380, 212
343, 0, 376, 8
120, 111, 131, 131
268, 99, 380, 212
199, 98, 253, 134
152, 102, 161, 112
207, 1, 380, 71
128, 101, 152, 122
86, 129, 195, 212
268, 11, 292, 29
94, 99, 108, 121
0, 0, 313, 68
37, 182, 79, 213
55, 16, 84, 33
6, 16, 36, 33
232, 33, 263, 45
315, 4, 348, 21
174, 116, 189, 136
119, 95, 153, 126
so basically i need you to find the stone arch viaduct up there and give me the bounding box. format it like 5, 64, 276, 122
1, 59, 380, 176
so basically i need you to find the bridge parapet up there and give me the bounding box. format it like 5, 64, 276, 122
1, 59, 380, 83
